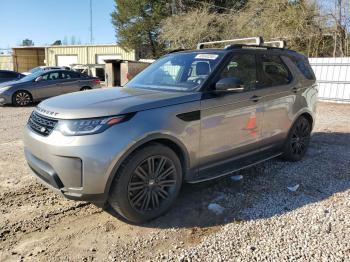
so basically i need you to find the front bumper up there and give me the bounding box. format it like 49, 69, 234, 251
0, 93, 12, 105
23, 123, 136, 202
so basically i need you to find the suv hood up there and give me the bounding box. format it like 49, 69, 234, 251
36, 87, 201, 119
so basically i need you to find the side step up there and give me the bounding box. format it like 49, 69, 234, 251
187, 150, 282, 184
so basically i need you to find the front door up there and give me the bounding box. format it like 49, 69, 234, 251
198, 53, 265, 178
33, 71, 62, 100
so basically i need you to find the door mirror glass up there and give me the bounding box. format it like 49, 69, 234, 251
215, 77, 244, 92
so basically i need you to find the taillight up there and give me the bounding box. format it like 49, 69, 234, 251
93, 79, 101, 85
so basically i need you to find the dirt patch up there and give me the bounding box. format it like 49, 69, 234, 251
0, 102, 349, 261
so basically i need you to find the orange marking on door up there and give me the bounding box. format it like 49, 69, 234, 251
246, 112, 257, 130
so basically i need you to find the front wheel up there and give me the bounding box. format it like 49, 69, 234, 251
282, 116, 311, 162
13, 91, 32, 107
108, 143, 182, 224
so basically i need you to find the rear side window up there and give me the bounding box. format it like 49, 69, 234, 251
290, 56, 315, 80
67, 71, 80, 78
259, 54, 292, 87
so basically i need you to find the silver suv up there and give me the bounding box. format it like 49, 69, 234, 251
24, 41, 317, 223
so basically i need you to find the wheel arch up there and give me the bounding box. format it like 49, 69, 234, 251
293, 110, 314, 130
103, 134, 191, 197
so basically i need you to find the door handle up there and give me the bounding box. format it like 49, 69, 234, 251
250, 95, 261, 102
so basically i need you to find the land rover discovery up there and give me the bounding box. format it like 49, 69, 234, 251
24, 38, 318, 223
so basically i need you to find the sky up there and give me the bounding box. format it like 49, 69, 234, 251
0, 0, 116, 49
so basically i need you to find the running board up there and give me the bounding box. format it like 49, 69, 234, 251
187, 152, 282, 184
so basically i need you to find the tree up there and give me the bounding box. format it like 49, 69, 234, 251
160, 0, 334, 57
52, 40, 62, 46
111, 0, 173, 58
21, 39, 34, 46
160, 7, 230, 49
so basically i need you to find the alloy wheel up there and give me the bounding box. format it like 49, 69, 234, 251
15, 92, 31, 106
290, 119, 310, 157
128, 156, 177, 213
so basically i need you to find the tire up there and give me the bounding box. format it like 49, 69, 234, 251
80, 86, 91, 91
282, 116, 311, 162
12, 91, 32, 107
108, 143, 182, 224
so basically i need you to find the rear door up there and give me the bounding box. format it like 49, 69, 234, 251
199, 52, 266, 177
59, 71, 81, 94
256, 53, 296, 149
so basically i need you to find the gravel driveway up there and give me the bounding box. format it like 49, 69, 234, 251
0, 102, 349, 261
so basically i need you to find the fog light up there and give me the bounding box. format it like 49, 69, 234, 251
0, 98, 5, 104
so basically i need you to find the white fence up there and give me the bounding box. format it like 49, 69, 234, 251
309, 57, 350, 103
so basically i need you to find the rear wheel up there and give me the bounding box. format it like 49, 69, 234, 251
13, 91, 32, 107
108, 143, 182, 224
282, 116, 311, 161
80, 86, 91, 91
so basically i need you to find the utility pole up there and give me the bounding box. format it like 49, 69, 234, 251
90, 0, 93, 44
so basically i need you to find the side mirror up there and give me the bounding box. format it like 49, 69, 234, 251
35, 76, 43, 82
215, 77, 244, 92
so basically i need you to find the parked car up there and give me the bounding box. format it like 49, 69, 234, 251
22, 66, 70, 75
0, 70, 24, 83
23, 39, 317, 223
0, 70, 100, 106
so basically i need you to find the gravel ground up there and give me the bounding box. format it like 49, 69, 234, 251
0, 102, 349, 261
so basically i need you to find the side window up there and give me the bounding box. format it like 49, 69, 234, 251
259, 55, 292, 87
68, 71, 81, 78
219, 53, 257, 91
60, 72, 72, 79
42, 72, 60, 81
290, 56, 315, 80
41, 73, 49, 81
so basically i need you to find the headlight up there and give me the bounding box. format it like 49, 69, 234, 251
56, 114, 134, 136
0, 86, 11, 93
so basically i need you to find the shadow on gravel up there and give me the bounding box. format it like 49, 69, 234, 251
120, 131, 350, 229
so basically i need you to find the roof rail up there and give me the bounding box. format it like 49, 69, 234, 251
264, 40, 286, 48
197, 37, 264, 49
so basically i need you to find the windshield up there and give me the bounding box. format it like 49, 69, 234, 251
126, 52, 224, 91
19, 70, 43, 82
29, 67, 42, 73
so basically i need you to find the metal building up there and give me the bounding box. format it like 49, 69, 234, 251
0, 55, 14, 71
12, 47, 45, 72
45, 44, 136, 81
45, 44, 134, 66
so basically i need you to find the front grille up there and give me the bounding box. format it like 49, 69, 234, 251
28, 111, 58, 136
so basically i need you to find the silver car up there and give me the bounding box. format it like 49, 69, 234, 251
23, 44, 318, 223
0, 70, 101, 106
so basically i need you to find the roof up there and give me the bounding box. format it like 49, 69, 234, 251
11, 43, 129, 49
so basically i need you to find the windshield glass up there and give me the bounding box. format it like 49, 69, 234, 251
29, 67, 42, 73
19, 70, 43, 82
126, 52, 224, 91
